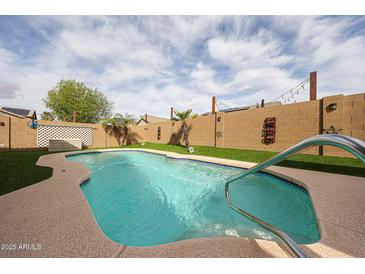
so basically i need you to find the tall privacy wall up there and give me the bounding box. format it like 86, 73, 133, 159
132, 93, 365, 157
0, 117, 146, 150
0, 114, 36, 149
0, 92, 364, 157
142, 114, 215, 147
322, 93, 365, 156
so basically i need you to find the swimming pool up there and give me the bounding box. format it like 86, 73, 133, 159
67, 151, 320, 246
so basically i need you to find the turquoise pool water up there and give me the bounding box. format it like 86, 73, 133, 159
68, 151, 320, 246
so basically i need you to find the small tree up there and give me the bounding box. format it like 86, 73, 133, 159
43, 79, 113, 123
171, 109, 198, 146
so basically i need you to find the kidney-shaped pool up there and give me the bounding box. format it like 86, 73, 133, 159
67, 151, 320, 246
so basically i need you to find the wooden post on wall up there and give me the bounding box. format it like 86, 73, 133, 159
212, 96, 217, 147
212, 96, 216, 114
105, 130, 107, 148
319, 98, 324, 155
310, 71, 317, 101
8, 116, 11, 151
214, 112, 217, 148
73, 111, 76, 123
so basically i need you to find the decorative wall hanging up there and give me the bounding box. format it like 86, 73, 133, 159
262, 117, 276, 144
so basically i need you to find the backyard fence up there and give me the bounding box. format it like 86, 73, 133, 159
36, 123, 94, 148
0, 92, 364, 157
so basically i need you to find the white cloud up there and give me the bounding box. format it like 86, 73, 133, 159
292, 16, 365, 93
139, 16, 225, 56
108, 83, 211, 118
0, 47, 16, 65
229, 67, 298, 92
0, 16, 364, 117
189, 63, 222, 95
0, 82, 20, 99
208, 36, 293, 69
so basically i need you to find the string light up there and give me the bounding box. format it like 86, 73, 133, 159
213, 78, 310, 111
270, 78, 309, 105
216, 101, 232, 111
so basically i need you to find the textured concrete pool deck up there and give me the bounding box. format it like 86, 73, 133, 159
0, 148, 364, 258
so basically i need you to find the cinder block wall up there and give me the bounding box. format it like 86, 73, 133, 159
187, 115, 216, 146
1, 92, 364, 158
0, 113, 37, 149
322, 93, 365, 157
141, 115, 216, 146
93, 124, 120, 148
0, 115, 10, 148
92, 124, 107, 148
137, 93, 365, 157
92, 123, 147, 148
219, 100, 320, 154
92, 124, 146, 148
11, 117, 37, 149
146, 121, 173, 144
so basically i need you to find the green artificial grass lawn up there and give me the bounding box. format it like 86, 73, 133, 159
122, 143, 365, 177
0, 143, 364, 196
0, 150, 53, 196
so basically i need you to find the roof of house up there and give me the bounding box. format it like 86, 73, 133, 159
0, 108, 25, 118
0, 107, 37, 119
136, 114, 169, 125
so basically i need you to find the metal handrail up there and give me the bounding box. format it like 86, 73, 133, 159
225, 134, 365, 258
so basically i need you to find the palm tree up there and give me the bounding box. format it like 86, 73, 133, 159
171, 109, 198, 121
171, 109, 197, 146
119, 113, 137, 145
102, 113, 137, 146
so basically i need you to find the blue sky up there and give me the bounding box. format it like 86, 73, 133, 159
0, 16, 365, 117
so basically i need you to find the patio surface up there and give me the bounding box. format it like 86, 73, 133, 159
0, 148, 364, 258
